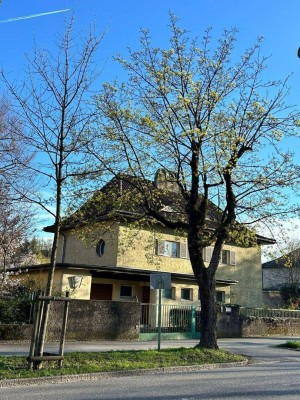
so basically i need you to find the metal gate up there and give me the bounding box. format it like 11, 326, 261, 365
140, 303, 201, 340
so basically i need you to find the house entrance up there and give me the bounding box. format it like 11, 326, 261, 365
90, 283, 113, 300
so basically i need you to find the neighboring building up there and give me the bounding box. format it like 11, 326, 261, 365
16, 173, 274, 308
262, 249, 300, 308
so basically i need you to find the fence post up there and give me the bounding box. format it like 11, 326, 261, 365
58, 291, 70, 368
190, 305, 196, 339
27, 290, 43, 370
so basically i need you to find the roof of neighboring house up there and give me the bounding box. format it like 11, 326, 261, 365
44, 173, 275, 245
262, 248, 300, 269
11, 262, 238, 286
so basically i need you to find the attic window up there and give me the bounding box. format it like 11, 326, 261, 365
96, 239, 105, 257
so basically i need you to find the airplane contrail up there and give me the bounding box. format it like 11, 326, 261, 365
0, 9, 71, 24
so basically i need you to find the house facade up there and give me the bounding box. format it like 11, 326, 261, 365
262, 249, 300, 308
20, 174, 274, 309
22, 221, 271, 309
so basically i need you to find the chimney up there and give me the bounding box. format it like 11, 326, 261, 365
154, 169, 180, 193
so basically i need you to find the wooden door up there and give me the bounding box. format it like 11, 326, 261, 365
90, 283, 113, 300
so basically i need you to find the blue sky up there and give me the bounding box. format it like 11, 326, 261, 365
1, 0, 300, 244
1, 0, 300, 97
1, 1, 300, 149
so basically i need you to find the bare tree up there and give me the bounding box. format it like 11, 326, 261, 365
91, 15, 300, 348
0, 97, 32, 187
0, 183, 36, 277
2, 18, 105, 365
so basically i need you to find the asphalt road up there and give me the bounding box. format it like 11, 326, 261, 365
1, 337, 300, 399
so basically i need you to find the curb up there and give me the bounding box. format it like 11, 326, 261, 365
0, 360, 248, 388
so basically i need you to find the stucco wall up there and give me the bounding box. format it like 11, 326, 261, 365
61, 269, 92, 299
117, 226, 262, 307
117, 225, 193, 273
91, 276, 148, 302
58, 223, 119, 266
19, 269, 63, 295
216, 244, 263, 307
54, 224, 263, 307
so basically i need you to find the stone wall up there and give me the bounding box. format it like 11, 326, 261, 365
0, 324, 32, 340
3, 302, 300, 341
240, 316, 300, 336
217, 306, 300, 337
217, 306, 242, 337
47, 299, 141, 341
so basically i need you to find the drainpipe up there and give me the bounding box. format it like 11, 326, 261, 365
61, 231, 67, 263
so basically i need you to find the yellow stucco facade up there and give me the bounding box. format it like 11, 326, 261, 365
27, 221, 263, 308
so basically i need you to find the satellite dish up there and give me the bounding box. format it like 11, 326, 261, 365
298, 47, 300, 58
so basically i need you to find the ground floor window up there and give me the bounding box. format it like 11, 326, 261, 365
181, 288, 192, 301
120, 285, 133, 298
162, 287, 175, 299
216, 290, 225, 303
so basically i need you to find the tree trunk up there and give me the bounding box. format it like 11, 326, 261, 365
198, 271, 218, 349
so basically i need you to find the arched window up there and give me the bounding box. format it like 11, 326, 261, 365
96, 239, 105, 257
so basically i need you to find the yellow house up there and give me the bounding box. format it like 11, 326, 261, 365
21, 174, 274, 309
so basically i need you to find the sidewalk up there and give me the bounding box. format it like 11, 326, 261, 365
0, 339, 199, 356
1, 336, 299, 361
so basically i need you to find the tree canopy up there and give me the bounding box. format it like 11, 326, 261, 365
90, 15, 300, 348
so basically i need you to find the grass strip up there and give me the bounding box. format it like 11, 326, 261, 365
0, 347, 246, 380
276, 341, 300, 350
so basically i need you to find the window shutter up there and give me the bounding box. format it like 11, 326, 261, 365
156, 240, 165, 256
230, 251, 236, 266
207, 247, 213, 262
203, 247, 213, 262
180, 242, 188, 259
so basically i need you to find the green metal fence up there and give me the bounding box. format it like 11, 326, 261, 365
140, 303, 201, 340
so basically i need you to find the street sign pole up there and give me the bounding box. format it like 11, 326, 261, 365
150, 272, 171, 352
157, 277, 162, 351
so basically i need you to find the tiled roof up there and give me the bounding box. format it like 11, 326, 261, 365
44, 173, 275, 245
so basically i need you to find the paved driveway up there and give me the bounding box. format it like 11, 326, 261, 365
219, 337, 300, 364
